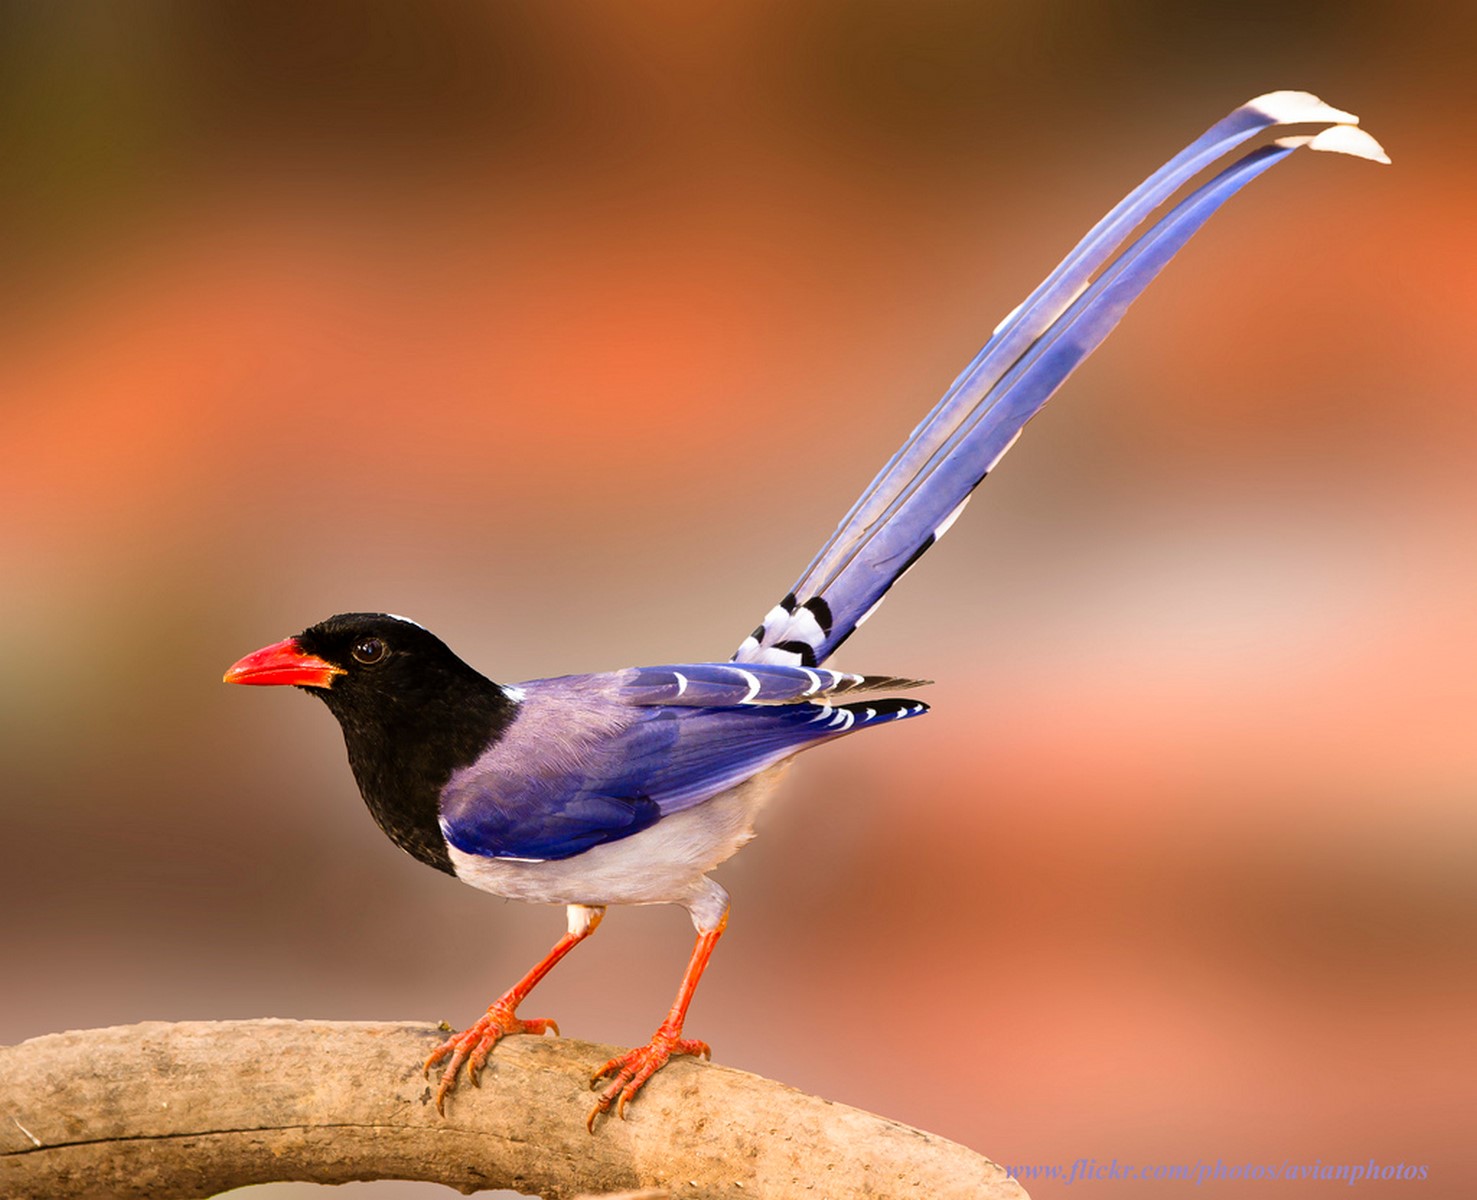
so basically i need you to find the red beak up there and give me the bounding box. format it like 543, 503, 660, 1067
223, 638, 345, 689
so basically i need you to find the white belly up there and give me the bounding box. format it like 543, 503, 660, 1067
445, 763, 790, 910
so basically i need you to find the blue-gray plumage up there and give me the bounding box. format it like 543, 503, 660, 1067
438, 666, 927, 863
224, 92, 1387, 1127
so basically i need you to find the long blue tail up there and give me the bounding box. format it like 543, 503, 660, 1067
734, 93, 1386, 669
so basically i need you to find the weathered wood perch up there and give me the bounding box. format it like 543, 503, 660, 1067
0, 1020, 1027, 1199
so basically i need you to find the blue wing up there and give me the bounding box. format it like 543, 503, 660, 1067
734, 94, 1387, 668
438, 670, 928, 862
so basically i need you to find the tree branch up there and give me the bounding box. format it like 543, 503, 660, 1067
1, 1020, 1027, 1199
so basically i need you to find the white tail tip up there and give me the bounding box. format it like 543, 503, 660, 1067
1274, 124, 1390, 165
1248, 90, 1361, 128
1308, 124, 1390, 165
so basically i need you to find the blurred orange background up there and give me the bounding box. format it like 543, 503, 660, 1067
2, 4, 1472, 1198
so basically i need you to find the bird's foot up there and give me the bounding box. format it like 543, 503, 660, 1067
587, 1023, 710, 1131
424, 1002, 559, 1114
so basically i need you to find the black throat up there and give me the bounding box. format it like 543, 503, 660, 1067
313, 665, 517, 875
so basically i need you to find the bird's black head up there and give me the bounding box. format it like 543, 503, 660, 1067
290, 612, 484, 718
224, 612, 517, 874
227, 612, 490, 719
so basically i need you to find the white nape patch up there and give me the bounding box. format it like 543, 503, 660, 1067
934, 495, 971, 541
730, 667, 762, 704
1247, 90, 1359, 129
1307, 125, 1390, 164
502, 685, 527, 703
673, 671, 689, 698
985, 429, 1024, 475
384, 613, 428, 631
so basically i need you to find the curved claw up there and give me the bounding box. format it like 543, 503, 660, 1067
586, 1033, 711, 1131
423, 1007, 559, 1114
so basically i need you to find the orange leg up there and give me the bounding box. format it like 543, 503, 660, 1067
426, 905, 603, 1114
588, 914, 725, 1130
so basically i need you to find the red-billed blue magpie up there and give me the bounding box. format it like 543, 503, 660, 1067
224, 93, 1386, 1128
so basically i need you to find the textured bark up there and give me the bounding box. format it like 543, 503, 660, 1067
1, 1020, 1026, 1200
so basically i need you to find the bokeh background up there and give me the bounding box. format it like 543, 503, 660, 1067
2, 3, 1472, 1198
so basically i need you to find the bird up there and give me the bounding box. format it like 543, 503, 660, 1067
223, 92, 1386, 1129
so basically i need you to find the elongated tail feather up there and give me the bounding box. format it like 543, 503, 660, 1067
735, 93, 1387, 668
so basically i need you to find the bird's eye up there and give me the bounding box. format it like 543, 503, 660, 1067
351, 638, 386, 665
